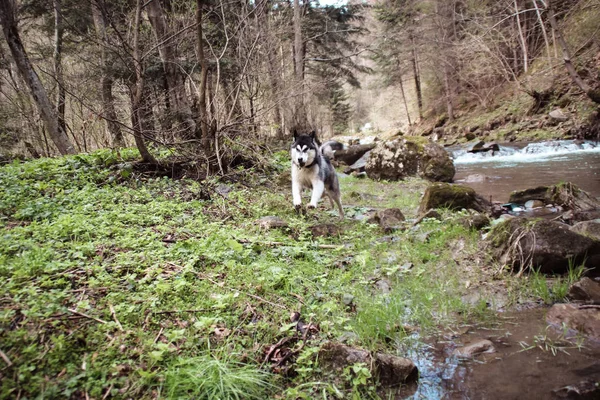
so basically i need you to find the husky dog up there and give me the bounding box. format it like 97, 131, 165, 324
291, 130, 344, 218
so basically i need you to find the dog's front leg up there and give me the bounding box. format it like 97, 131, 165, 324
292, 172, 303, 213
308, 180, 325, 209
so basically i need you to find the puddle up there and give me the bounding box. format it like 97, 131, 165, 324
394, 308, 600, 399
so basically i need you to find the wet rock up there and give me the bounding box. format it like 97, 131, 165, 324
258, 216, 288, 230
453, 339, 496, 357
463, 174, 489, 183
418, 183, 490, 214
468, 141, 499, 154
570, 219, 600, 241
546, 304, 600, 340
365, 139, 455, 182
467, 140, 485, 153
568, 278, 600, 303
552, 379, 600, 400
310, 223, 341, 238
367, 208, 406, 232
487, 217, 600, 274
509, 183, 600, 212
318, 342, 418, 386
525, 200, 545, 209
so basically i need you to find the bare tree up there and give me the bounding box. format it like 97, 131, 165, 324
0, 0, 74, 155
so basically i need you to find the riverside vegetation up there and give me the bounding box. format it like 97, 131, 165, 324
0, 149, 585, 399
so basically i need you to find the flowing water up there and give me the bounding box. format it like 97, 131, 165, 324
450, 140, 600, 203
398, 141, 600, 399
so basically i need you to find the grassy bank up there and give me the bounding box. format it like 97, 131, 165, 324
0, 150, 574, 399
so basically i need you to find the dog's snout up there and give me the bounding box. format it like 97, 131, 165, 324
298, 159, 305, 167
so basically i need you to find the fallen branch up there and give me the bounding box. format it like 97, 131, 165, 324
109, 304, 124, 332
0, 348, 13, 367
238, 239, 345, 249
67, 308, 108, 324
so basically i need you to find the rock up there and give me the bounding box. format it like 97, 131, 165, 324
467, 141, 499, 154
367, 208, 406, 232
258, 216, 288, 230
546, 304, 600, 340
310, 223, 341, 238
334, 144, 376, 166
418, 183, 490, 215
460, 213, 491, 230
553, 379, 600, 400
549, 108, 569, 122
487, 217, 600, 274
509, 183, 600, 212
467, 140, 485, 153
216, 184, 232, 196
413, 209, 442, 226
568, 278, 600, 302
342, 293, 354, 306
453, 339, 496, 357
570, 219, 600, 241
374, 278, 392, 294
318, 342, 418, 386
365, 139, 455, 182
420, 143, 456, 182
463, 174, 488, 183
525, 200, 544, 209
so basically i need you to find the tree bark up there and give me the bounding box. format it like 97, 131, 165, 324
92, 0, 125, 148
292, 0, 307, 131
547, 1, 600, 104
0, 0, 75, 155
53, 0, 66, 136
514, 0, 528, 73
195, 0, 212, 150
146, 0, 196, 137
131, 0, 157, 163
410, 34, 423, 120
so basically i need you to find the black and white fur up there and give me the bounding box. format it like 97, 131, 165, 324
291, 130, 344, 219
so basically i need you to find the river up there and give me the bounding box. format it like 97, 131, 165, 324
450, 140, 600, 203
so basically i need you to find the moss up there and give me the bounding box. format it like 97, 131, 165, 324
419, 183, 484, 214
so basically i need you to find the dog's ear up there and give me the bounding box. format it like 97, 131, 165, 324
293, 129, 298, 141
309, 130, 316, 139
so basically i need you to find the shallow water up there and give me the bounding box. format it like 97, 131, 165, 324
400, 308, 600, 399
450, 140, 600, 203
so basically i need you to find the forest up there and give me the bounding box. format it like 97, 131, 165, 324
1, 0, 600, 399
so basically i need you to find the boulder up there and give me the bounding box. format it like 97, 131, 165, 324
553, 379, 600, 400
333, 143, 376, 166
487, 217, 600, 274
418, 183, 490, 215
318, 342, 418, 386
365, 139, 455, 182
549, 108, 569, 122
367, 208, 406, 232
546, 304, 600, 340
570, 219, 600, 241
467, 141, 499, 154
509, 183, 600, 212
568, 277, 600, 303
459, 213, 491, 230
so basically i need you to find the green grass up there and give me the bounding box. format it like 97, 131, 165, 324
0, 149, 567, 399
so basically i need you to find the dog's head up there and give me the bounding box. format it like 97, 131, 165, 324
291, 130, 318, 168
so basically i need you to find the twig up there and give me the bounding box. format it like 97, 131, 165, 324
67, 309, 107, 324
109, 304, 124, 331
154, 327, 164, 344
237, 239, 345, 249
261, 336, 295, 368
102, 383, 114, 400
0, 348, 13, 367
153, 309, 208, 315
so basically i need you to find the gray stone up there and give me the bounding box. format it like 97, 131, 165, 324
419, 183, 490, 214
453, 339, 496, 357
524, 200, 545, 209
367, 208, 406, 232
549, 108, 569, 122
257, 216, 288, 230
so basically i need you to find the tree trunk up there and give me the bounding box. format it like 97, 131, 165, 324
53, 0, 66, 136
547, 1, 600, 104
0, 0, 74, 155
91, 0, 125, 147
131, 0, 157, 163
195, 0, 212, 150
514, 0, 528, 73
396, 59, 411, 126
147, 0, 196, 138
292, 0, 307, 131
410, 35, 423, 120
443, 63, 454, 121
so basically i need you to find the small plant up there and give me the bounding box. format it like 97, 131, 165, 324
162, 353, 277, 399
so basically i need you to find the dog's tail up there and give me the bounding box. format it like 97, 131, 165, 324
320, 140, 345, 160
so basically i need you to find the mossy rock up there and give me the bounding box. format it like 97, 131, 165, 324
419, 183, 489, 214
487, 217, 600, 274
509, 183, 600, 211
